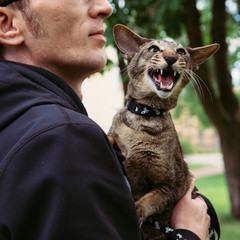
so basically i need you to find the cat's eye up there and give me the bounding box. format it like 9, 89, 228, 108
176, 48, 186, 55
149, 45, 160, 53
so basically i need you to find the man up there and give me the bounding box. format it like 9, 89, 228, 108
0, 0, 210, 239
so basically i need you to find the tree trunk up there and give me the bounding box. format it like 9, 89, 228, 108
184, 0, 240, 219
220, 127, 240, 218
237, 0, 240, 14
211, 0, 240, 219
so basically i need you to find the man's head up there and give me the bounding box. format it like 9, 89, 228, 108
0, 0, 113, 83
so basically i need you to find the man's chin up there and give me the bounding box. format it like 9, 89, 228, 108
92, 55, 107, 72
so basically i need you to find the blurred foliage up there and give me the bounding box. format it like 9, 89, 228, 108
178, 136, 195, 155
105, 0, 240, 130
172, 86, 214, 129
105, 0, 188, 43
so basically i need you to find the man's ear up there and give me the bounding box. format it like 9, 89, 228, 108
0, 7, 24, 46
187, 43, 220, 71
113, 24, 151, 62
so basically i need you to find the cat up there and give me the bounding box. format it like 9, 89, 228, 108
108, 24, 219, 240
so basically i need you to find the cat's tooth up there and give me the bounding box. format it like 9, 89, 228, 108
160, 82, 163, 89
174, 71, 177, 77
160, 69, 163, 75
169, 82, 174, 89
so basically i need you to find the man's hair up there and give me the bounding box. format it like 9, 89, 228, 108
13, 0, 29, 9
0, 0, 29, 59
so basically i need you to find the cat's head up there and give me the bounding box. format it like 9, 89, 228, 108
113, 24, 219, 109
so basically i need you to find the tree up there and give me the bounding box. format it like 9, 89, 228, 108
105, 0, 240, 219
183, 0, 240, 219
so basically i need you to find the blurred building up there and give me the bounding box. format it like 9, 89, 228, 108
173, 111, 220, 151
82, 47, 124, 133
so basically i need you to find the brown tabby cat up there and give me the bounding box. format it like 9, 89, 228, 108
108, 24, 219, 240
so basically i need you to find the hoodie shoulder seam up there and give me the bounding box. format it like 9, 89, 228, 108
0, 121, 99, 180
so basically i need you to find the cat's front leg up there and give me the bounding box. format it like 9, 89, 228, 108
107, 135, 115, 145
135, 189, 170, 226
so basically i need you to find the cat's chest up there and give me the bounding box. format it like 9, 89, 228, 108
122, 110, 174, 134
120, 112, 179, 157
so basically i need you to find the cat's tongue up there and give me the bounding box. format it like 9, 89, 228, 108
157, 74, 173, 90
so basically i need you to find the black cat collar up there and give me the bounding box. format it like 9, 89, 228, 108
126, 100, 169, 117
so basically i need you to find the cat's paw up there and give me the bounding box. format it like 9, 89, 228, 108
107, 135, 115, 145
135, 201, 147, 226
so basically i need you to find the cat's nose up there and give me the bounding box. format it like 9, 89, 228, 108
164, 55, 177, 66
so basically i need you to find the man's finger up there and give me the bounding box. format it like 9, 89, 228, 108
187, 172, 196, 197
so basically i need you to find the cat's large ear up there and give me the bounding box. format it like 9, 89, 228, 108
187, 44, 220, 71
113, 24, 151, 62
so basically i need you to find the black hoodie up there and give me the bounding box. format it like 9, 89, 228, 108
0, 60, 142, 240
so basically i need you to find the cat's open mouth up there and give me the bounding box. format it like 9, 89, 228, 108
148, 69, 180, 91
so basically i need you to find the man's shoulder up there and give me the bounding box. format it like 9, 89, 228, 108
29, 103, 94, 126
18, 103, 102, 142
0, 104, 101, 164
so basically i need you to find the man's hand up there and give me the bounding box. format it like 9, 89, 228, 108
171, 173, 210, 240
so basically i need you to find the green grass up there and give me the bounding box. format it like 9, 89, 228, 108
188, 163, 209, 170
196, 174, 240, 240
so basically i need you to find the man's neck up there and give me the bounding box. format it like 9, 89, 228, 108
4, 54, 85, 100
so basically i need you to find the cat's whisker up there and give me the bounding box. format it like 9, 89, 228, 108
185, 70, 204, 101
131, 66, 146, 78
120, 66, 130, 76
182, 70, 202, 100
189, 75, 203, 100
184, 69, 205, 101
119, 70, 129, 80
186, 69, 213, 103
192, 74, 205, 100
195, 75, 213, 103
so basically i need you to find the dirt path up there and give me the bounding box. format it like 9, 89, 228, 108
185, 153, 224, 178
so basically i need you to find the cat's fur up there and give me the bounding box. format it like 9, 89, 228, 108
108, 24, 219, 240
